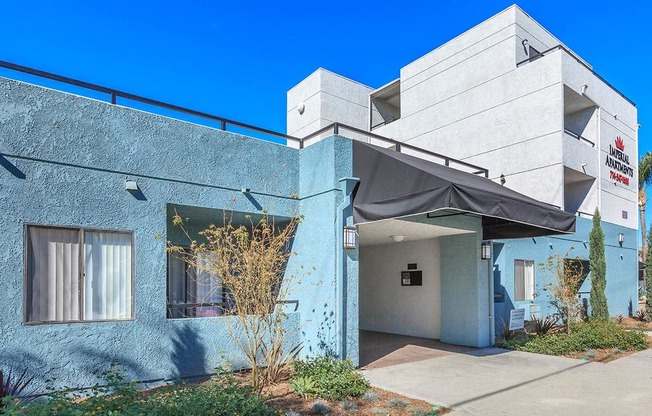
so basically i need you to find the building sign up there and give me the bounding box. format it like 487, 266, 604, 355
605, 136, 633, 186
509, 308, 525, 330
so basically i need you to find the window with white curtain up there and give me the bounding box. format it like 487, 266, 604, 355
167, 249, 223, 318
25, 226, 133, 323
514, 259, 535, 301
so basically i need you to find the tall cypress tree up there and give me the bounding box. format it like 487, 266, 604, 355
589, 209, 609, 321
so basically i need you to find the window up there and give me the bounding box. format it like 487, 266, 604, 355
25, 226, 133, 323
514, 259, 535, 301
167, 250, 223, 318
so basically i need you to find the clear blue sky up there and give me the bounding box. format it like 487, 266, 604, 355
1, 1, 649, 142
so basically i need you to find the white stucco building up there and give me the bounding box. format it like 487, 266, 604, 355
287, 4, 639, 334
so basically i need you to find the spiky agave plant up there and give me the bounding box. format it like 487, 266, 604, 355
0, 368, 34, 407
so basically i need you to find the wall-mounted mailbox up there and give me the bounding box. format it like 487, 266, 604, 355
401, 270, 422, 286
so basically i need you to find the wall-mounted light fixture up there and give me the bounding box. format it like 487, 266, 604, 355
481, 241, 491, 260
618, 232, 624, 245
343, 226, 357, 249
390, 235, 406, 243
297, 102, 305, 115
125, 179, 138, 191
522, 39, 529, 52
500, 174, 506, 185
580, 84, 588, 94
241, 187, 251, 193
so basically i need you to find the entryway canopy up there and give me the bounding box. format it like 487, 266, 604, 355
352, 141, 576, 240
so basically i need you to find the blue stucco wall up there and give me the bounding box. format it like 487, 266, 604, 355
0, 77, 318, 391
288, 136, 357, 364
493, 216, 638, 327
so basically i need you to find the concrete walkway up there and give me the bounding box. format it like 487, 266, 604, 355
362, 347, 652, 415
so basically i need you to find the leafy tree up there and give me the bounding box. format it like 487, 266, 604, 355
638, 151, 652, 260
589, 209, 609, 321
645, 225, 652, 320
638, 151, 652, 296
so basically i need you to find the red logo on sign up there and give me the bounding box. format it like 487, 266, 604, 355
615, 136, 625, 151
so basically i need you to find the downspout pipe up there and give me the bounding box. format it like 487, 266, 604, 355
336, 177, 359, 359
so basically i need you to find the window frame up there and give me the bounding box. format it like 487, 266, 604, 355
23, 224, 135, 325
166, 247, 225, 319
514, 259, 535, 301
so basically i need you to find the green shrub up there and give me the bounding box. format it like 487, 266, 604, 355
290, 375, 316, 399
512, 321, 648, 356
7, 367, 274, 416
292, 356, 370, 401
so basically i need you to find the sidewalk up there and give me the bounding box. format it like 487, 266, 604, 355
362, 348, 652, 416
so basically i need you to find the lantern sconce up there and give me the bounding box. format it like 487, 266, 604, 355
481, 241, 491, 260
343, 226, 357, 249
125, 179, 138, 191
618, 232, 624, 246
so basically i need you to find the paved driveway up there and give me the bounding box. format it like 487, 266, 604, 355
362, 348, 652, 415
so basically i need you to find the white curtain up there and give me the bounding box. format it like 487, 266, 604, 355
524, 260, 535, 301
84, 231, 132, 320
193, 252, 220, 302
27, 227, 80, 322
189, 251, 222, 317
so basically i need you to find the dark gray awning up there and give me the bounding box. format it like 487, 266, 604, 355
352, 141, 576, 240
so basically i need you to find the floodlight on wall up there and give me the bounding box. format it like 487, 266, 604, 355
241, 187, 251, 193
500, 174, 506, 185
390, 235, 406, 242
580, 84, 588, 94
481, 241, 491, 260
522, 39, 529, 48
343, 226, 357, 249
618, 232, 624, 245
297, 102, 305, 115
125, 179, 138, 191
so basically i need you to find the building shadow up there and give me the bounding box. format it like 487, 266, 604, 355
0, 154, 26, 178
170, 325, 209, 382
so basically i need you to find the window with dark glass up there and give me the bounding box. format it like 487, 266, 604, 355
167, 249, 223, 318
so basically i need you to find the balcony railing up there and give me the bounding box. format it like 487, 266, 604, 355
0, 59, 489, 177
0, 59, 303, 146
302, 122, 489, 177
516, 45, 635, 107
563, 128, 596, 147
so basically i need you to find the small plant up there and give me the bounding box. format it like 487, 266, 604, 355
312, 400, 332, 415
362, 390, 380, 402
429, 405, 448, 415
285, 412, 302, 416
388, 398, 409, 408
0, 368, 34, 407
499, 319, 516, 341
528, 315, 559, 336
615, 315, 625, 324
372, 407, 389, 416
292, 356, 370, 400
290, 375, 316, 399
635, 309, 648, 322
408, 407, 428, 415
340, 399, 359, 412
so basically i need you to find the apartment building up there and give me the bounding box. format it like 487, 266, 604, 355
287, 4, 638, 327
